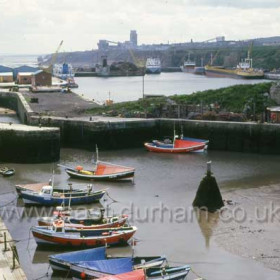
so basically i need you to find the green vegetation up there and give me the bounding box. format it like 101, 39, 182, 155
171, 82, 274, 113
87, 82, 275, 119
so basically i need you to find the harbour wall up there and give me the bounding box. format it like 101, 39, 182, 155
0, 91, 34, 124
29, 116, 158, 150
0, 123, 60, 163
29, 116, 280, 154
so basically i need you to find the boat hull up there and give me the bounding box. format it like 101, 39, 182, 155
32, 226, 136, 248
65, 168, 134, 181
21, 190, 106, 206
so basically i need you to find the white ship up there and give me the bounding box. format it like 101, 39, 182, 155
145, 58, 161, 74
53, 63, 78, 88
53, 63, 75, 80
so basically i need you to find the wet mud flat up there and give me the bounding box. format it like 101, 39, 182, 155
214, 184, 280, 271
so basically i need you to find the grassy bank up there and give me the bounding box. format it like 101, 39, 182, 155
86, 82, 275, 119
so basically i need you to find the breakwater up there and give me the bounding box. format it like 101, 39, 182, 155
0, 123, 60, 163
29, 116, 280, 155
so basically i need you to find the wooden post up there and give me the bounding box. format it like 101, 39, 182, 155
3, 232, 7, 252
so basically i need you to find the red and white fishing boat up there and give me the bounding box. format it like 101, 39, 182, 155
31, 224, 137, 247
144, 134, 209, 154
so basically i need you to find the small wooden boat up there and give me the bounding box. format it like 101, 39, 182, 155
38, 214, 128, 229
70, 258, 190, 280
20, 185, 106, 206
49, 246, 166, 273
0, 167, 15, 177
31, 225, 137, 247
145, 135, 209, 154
62, 161, 135, 181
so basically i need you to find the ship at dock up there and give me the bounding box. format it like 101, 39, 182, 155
205, 45, 264, 79
145, 58, 161, 74
180, 53, 196, 73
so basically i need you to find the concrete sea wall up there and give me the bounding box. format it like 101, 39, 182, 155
29, 116, 158, 150
0, 123, 60, 163
0, 91, 34, 124
159, 119, 280, 154
29, 116, 280, 154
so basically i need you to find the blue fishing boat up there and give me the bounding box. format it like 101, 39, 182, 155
49, 246, 166, 273
20, 185, 106, 206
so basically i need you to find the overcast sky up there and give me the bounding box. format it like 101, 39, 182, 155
0, 0, 279, 54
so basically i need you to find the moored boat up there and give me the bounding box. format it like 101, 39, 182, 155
20, 185, 106, 206
38, 214, 128, 229
146, 58, 161, 74
62, 161, 135, 181
180, 53, 195, 73
205, 44, 264, 79
145, 135, 209, 154
31, 225, 137, 248
15, 181, 89, 197
0, 167, 15, 177
70, 258, 190, 280
49, 246, 166, 274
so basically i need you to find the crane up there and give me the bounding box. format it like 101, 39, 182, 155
45, 40, 64, 73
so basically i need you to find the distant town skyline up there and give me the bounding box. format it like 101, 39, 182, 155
0, 0, 279, 54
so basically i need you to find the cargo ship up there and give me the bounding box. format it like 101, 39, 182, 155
180, 53, 195, 73
205, 50, 264, 79
145, 58, 161, 74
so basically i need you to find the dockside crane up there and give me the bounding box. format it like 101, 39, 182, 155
45, 40, 64, 73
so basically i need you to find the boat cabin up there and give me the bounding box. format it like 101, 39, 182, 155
40, 185, 53, 195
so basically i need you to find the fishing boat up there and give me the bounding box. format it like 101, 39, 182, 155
20, 185, 106, 206
63, 161, 135, 181
0, 167, 15, 177
31, 225, 137, 247
15, 181, 89, 198
59, 145, 135, 181
145, 134, 209, 154
49, 246, 166, 273
70, 258, 190, 280
38, 213, 128, 229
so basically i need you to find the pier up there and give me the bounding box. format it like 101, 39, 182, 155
0, 217, 27, 280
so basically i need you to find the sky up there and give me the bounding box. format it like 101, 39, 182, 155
0, 0, 279, 54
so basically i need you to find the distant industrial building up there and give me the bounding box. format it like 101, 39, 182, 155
98, 30, 138, 51
130, 30, 137, 47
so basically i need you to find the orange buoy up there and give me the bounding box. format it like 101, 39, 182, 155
76, 166, 83, 171
80, 271, 86, 279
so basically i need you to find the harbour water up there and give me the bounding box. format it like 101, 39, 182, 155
1, 148, 280, 280
74, 73, 270, 103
